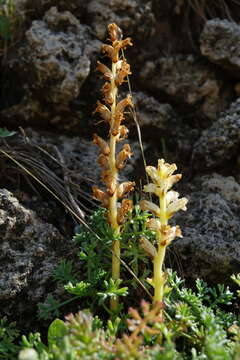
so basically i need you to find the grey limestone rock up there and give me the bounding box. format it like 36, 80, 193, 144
130, 91, 199, 155
140, 55, 232, 120
87, 0, 155, 40
24, 6, 100, 106
6, 128, 143, 190
172, 173, 240, 284
0, 189, 63, 301
193, 98, 240, 168
131, 92, 175, 129
14, 0, 83, 19
2, 7, 101, 127
200, 19, 240, 76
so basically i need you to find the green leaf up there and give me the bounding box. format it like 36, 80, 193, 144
64, 281, 92, 297
0, 128, 16, 137
97, 278, 128, 304
37, 295, 61, 320
47, 319, 67, 347
0, 16, 10, 39
52, 260, 77, 285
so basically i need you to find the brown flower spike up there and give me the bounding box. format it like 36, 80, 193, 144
93, 24, 135, 310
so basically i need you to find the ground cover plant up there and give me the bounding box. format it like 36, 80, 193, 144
0, 22, 240, 360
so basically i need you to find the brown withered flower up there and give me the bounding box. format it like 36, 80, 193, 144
92, 23, 134, 310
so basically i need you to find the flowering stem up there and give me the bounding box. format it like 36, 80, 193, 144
153, 241, 166, 303
154, 193, 168, 304
140, 159, 188, 308
109, 60, 120, 311
93, 23, 134, 312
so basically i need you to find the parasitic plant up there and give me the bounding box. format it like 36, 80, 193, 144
140, 159, 188, 305
93, 23, 135, 310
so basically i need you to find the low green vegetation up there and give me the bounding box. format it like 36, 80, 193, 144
0, 207, 239, 359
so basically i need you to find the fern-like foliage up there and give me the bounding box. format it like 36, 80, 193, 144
0, 317, 20, 359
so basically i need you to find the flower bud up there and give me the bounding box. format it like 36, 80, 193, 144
139, 237, 157, 259
94, 101, 111, 123
92, 186, 109, 207
98, 153, 109, 170
140, 200, 161, 217
117, 181, 135, 198
166, 197, 188, 219
96, 61, 112, 80
108, 23, 123, 42
160, 225, 182, 246
93, 134, 110, 155
147, 218, 161, 231
116, 144, 132, 170
117, 199, 133, 224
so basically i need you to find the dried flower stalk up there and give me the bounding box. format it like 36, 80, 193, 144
140, 159, 188, 304
93, 23, 134, 310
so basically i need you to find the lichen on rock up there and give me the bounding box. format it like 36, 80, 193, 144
172, 174, 240, 284
1, 6, 101, 128
200, 19, 240, 77
0, 188, 63, 301
87, 0, 156, 40
140, 54, 232, 121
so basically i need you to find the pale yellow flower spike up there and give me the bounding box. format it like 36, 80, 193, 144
140, 159, 188, 305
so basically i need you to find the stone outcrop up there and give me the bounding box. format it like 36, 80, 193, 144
172, 174, 240, 284
1, 7, 101, 128
87, 0, 156, 40
140, 55, 232, 120
193, 98, 240, 168
0, 189, 63, 301
200, 19, 240, 77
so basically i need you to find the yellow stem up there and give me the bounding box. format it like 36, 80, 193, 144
153, 240, 166, 303
108, 60, 120, 311
153, 192, 168, 304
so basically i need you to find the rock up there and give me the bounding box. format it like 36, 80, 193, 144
3, 128, 142, 193
193, 98, 240, 168
1, 7, 101, 128
87, 0, 156, 40
202, 173, 240, 204
200, 19, 240, 77
14, 0, 84, 18
171, 173, 240, 284
129, 91, 199, 157
139, 55, 232, 120
0, 189, 64, 301
131, 92, 175, 129
24, 6, 95, 105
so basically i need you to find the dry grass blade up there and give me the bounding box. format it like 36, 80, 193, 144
0, 142, 151, 299
0, 148, 94, 231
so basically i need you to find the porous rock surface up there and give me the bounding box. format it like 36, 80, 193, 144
2, 0, 240, 318
87, 0, 156, 40
139, 55, 231, 120
172, 173, 240, 284
193, 98, 240, 168
131, 92, 175, 129
200, 19, 240, 76
2, 7, 101, 127
0, 189, 63, 302
130, 91, 200, 155
13, 0, 85, 24
6, 128, 143, 189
